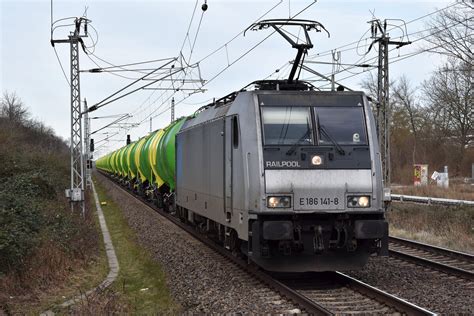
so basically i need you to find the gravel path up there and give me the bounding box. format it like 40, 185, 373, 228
348, 256, 474, 314
96, 174, 299, 314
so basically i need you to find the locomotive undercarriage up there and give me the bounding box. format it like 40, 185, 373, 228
249, 213, 388, 272
170, 191, 388, 272
163, 182, 388, 272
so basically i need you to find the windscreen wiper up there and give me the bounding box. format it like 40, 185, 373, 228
286, 129, 310, 155
319, 124, 345, 155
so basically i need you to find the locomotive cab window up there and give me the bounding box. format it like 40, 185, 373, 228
261, 107, 313, 145
314, 107, 368, 145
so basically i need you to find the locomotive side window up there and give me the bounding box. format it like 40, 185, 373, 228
232, 116, 239, 148
261, 107, 313, 145
314, 107, 368, 145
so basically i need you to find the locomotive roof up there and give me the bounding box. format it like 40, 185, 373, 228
195, 79, 366, 114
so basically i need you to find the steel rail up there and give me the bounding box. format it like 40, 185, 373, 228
97, 171, 435, 315
390, 236, 474, 260
389, 236, 474, 280
334, 272, 435, 316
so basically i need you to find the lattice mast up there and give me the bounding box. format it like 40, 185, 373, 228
51, 17, 89, 215
370, 19, 411, 187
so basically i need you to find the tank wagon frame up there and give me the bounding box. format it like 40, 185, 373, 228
96, 79, 390, 272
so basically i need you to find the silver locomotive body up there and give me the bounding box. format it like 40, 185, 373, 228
176, 85, 388, 272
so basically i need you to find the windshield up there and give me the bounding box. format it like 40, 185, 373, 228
315, 107, 368, 145
261, 107, 313, 145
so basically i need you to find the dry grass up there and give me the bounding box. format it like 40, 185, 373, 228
62, 287, 129, 315
0, 194, 108, 315
392, 182, 474, 201
388, 203, 474, 253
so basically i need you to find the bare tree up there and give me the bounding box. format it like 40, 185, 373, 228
361, 73, 420, 182
360, 72, 378, 100
422, 58, 473, 173
392, 76, 422, 164
424, 2, 473, 67
360, 72, 397, 114
0, 91, 29, 124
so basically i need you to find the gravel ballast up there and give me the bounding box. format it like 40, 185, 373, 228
348, 256, 474, 314
96, 174, 299, 313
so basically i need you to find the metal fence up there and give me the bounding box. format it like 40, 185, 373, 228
391, 194, 474, 206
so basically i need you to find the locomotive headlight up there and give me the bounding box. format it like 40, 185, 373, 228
347, 195, 370, 208
267, 196, 291, 208
311, 155, 323, 165
358, 196, 370, 207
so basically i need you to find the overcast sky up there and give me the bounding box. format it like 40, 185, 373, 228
1, 0, 451, 157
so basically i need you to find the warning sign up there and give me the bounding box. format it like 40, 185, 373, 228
414, 164, 428, 186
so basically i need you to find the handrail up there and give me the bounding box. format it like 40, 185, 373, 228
391, 194, 474, 206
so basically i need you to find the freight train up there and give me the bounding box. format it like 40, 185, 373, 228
96, 79, 390, 272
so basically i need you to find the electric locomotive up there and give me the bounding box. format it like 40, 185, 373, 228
173, 79, 389, 272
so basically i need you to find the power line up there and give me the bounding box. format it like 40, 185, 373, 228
186, 9, 206, 68
143, 0, 319, 125
201, 1, 319, 87
307, 1, 460, 59
315, 33, 472, 89
195, 0, 284, 64
83, 22, 99, 53
303, 16, 471, 84
53, 46, 70, 86
85, 52, 145, 80
88, 59, 180, 113
86, 0, 210, 132
85, 57, 176, 72
98, 0, 291, 139
123, 0, 290, 134
179, 0, 200, 56
90, 1, 317, 142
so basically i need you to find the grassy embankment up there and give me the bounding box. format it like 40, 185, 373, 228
0, 117, 107, 314
76, 178, 178, 314
0, 114, 176, 313
389, 184, 473, 253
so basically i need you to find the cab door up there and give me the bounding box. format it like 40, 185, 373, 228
224, 116, 234, 223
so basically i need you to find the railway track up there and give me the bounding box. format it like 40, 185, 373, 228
389, 236, 474, 280
277, 271, 434, 315
99, 172, 434, 315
